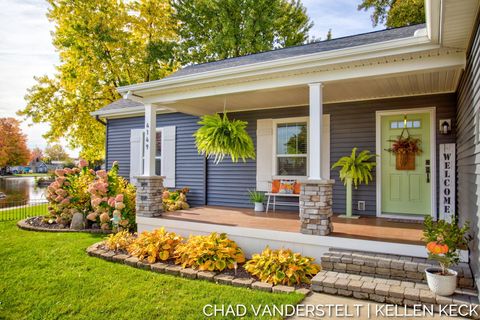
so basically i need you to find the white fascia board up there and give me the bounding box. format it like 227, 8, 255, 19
90, 106, 172, 118
140, 50, 465, 104
117, 35, 434, 96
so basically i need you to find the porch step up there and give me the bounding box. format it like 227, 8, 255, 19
321, 249, 475, 289
311, 270, 479, 312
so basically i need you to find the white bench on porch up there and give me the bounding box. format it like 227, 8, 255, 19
265, 192, 300, 213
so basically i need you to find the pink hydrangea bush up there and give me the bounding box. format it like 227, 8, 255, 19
86, 162, 136, 231
45, 162, 95, 225
45, 160, 136, 230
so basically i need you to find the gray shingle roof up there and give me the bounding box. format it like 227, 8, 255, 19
97, 24, 426, 115
97, 99, 142, 113
168, 24, 426, 78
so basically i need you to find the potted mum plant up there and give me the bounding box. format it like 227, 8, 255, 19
423, 215, 470, 295
248, 190, 265, 212
331, 148, 376, 218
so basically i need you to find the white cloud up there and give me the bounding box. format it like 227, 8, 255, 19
0, 0, 382, 159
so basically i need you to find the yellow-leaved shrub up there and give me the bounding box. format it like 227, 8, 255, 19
174, 232, 245, 271
244, 247, 320, 285
105, 230, 136, 252
127, 228, 183, 263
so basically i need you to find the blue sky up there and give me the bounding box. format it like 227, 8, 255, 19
0, 0, 382, 157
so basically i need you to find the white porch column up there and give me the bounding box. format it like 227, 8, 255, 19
144, 103, 157, 176
308, 83, 324, 180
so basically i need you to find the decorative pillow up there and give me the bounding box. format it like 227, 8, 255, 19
293, 182, 301, 194
271, 180, 281, 193
279, 180, 295, 194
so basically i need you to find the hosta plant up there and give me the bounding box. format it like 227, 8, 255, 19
193, 112, 255, 164
128, 228, 183, 263
174, 232, 245, 271
105, 230, 136, 252
244, 247, 320, 286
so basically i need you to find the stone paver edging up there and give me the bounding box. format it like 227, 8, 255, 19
17, 218, 111, 234
86, 242, 310, 296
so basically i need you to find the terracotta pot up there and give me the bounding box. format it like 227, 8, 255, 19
396, 152, 415, 170
425, 267, 457, 296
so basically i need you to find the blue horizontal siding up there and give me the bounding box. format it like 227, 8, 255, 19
106, 93, 456, 214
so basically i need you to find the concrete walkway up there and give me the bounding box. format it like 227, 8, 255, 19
289, 293, 467, 319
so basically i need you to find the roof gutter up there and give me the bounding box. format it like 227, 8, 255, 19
425, 0, 442, 44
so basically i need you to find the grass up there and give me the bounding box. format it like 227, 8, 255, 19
0, 219, 303, 319
12, 173, 50, 177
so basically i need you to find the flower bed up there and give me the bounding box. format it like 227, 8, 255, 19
87, 228, 319, 293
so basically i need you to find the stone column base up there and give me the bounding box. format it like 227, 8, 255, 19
299, 179, 335, 236
135, 176, 164, 217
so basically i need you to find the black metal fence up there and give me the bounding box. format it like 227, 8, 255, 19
0, 199, 48, 222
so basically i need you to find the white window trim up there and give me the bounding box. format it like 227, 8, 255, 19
141, 127, 164, 175
272, 116, 309, 180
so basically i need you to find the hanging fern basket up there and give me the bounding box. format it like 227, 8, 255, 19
193, 112, 256, 164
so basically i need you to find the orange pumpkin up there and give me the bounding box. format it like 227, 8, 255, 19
426, 241, 449, 254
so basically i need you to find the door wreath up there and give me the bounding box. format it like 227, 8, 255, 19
386, 121, 422, 170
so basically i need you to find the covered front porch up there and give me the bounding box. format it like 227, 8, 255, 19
160, 205, 424, 245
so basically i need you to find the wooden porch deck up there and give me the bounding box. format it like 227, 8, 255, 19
162, 206, 424, 245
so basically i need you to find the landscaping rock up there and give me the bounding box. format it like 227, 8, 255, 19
252, 281, 273, 292
197, 271, 217, 282
137, 260, 152, 270
214, 274, 234, 285
272, 285, 295, 293
180, 268, 197, 279
164, 265, 182, 276
124, 257, 139, 267
231, 278, 254, 288
70, 212, 85, 230
151, 262, 167, 273
296, 288, 311, 296
100, 251, 116, 261
112, 254, 129, 263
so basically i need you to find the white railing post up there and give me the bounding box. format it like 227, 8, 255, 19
144, 103, 156, 176
308, 83, 323, 180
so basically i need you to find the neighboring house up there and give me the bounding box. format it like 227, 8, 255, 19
47, 161, 67, 171
29, 160, 48, 173
92, 1, 480, 298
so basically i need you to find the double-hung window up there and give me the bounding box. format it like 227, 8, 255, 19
275, 121, 308, 177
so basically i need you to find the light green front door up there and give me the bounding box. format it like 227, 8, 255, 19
381, 112, 431, 216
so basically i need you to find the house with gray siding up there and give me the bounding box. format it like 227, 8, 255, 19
93, 0, 480, 301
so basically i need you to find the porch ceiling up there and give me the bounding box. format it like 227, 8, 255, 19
157, 68, 463, 115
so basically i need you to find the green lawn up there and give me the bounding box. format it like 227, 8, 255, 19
13, 173, 50, 177
0, 220, 303, 320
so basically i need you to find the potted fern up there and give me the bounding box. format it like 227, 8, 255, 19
331, 148, 376, 218
423, 216, 470, 295
248, 190, 265, 212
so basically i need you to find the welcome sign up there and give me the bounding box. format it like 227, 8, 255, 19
439, 143, 456, 222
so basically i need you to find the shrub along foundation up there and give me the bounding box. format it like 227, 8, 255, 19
86, 242, 310, 296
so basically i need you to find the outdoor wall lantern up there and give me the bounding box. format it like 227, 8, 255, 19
439, 119, 452, 135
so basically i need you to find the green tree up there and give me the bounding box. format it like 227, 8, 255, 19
172, 0, 313, 64
44, 144, 71, 163
19, 0, 178, 161
358, 0, 425, 28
